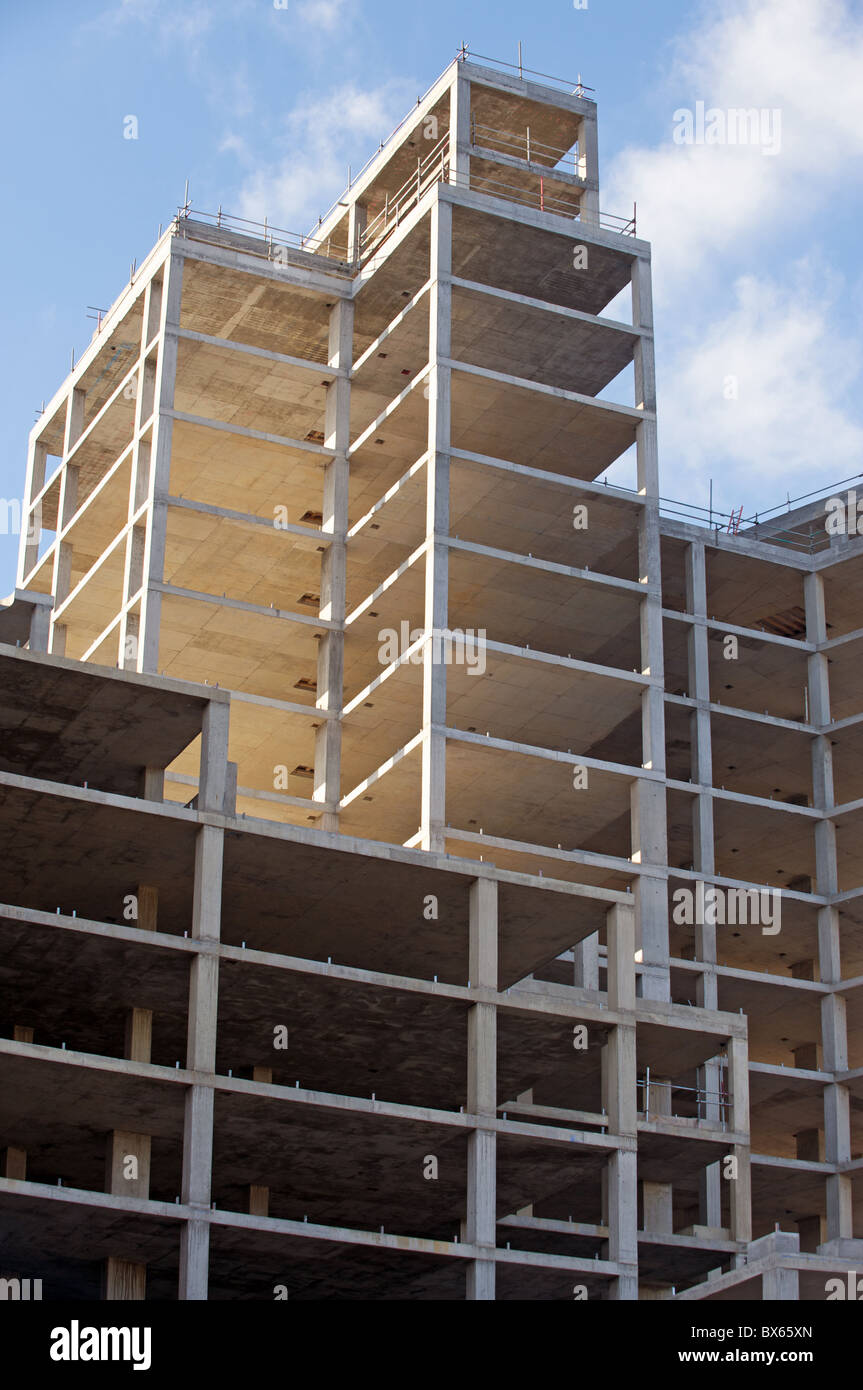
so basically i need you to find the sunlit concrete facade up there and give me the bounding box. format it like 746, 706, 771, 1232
2, 53, 863, 1300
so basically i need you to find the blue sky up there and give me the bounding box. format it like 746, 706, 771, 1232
2, 0, 863, 593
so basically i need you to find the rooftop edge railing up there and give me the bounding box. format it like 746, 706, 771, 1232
309, 45, 595, 240
172, 205, 352, 265
660, 473, 863, 552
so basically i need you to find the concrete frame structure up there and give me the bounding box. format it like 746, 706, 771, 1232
3, 52, 863, 1300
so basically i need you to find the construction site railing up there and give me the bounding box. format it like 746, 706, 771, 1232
310, 47, 594, 243
359, 131, 451, 258
172, 205, 351, 265
660, 473, 863, 552
471, 120, 581, 174
358, 150, 635, 264
461, 47, 595, 97
638, 1068, 729, 1127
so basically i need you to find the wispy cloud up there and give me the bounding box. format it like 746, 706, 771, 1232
94, 0, 216, 51
604, 0, 863, 510
661, 264, 863, 494
294, 0, 353, 32
229, 79, 416, 233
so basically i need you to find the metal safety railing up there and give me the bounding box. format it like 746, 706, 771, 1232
358, 141, 635, 264
358, 131, 451, 259
471, 119, 581, 174
638, 1066, 729, 1127
172, 204, 351, 266
307, 44, 595, 244
660, 471, 863, 553
461, 45, 595, 97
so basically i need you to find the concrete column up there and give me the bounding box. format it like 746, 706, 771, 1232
139, 254, 183, 673
632, 258, 656, 415
604, 903, 638, 1298
62, 386, 86, 458
104, 1259, 147, 1300
607, 1149, 638, 1300
2, 1146, 27, 1180
685, 541, 722, 1223
139, 766, 164, 803
630, 261, 668, 1003
105, 1130, 151, 1200
466, 876, 497, 1299
314, 297, 352, 832
577, 111, 599, 226
18, 439, 47, 582
179, 789, 222, 1300
806, 571, 852, 1240
420, 196, 452, 852
248, 1184, 269, 1217
642, 1075, 674, 1237
727, 1035, 752, 1243
133, 884, 158, 931
198, 698, 230, 815
125, 1007, 152, 1063
100, 1005, 154, 1299
348, 201, 367, 262
763, 1266, 799, 1299
26, 595, 51, 654
573, 933, 599, 990
49, 391, 84, 655
448, 65, 471, 186
3, 1028, 33, 1179
103, 1131, 150, 1299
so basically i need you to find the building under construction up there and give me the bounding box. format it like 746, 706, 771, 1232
2, 50, 863, 1301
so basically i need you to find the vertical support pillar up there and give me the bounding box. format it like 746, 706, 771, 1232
3, 1027, 32, 1180
466, 877, 497, 1299
577, 110, 599, 226
630, 255, 668, 1003
179, 700, 225, 1300
49, 387, 85, 655
18, 439, 47, 582
685, 540, 722, 1226
120, 278, 161, 668
763, 1265, 800, 1299
727, 1035, 752, 1243
348, 201, 368, 263
604, 903, 638, 1299
198, 697, 230, 815
642, 1074, 674, 1237
2, 1145, 27, 1180
448, 65, 471, 186
314, 297, 352, 832
27, 600, 50, 653
103, 1132, 150, 1299
420, 195, 452, 852
806, 571, 852, 1239
139, 254, 183, 673
573, 934, 599, 991
102, 1006, 153, 1299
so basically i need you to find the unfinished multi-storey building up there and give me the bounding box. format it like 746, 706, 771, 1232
2, 49, 863, 1301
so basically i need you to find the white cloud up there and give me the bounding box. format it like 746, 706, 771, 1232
606, 0, 863, 302
294, 0, 352, 31
231, 80, 416, 234
659, 265, 863, 492
95, 0, 215, 48
603, 0, 863, 511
